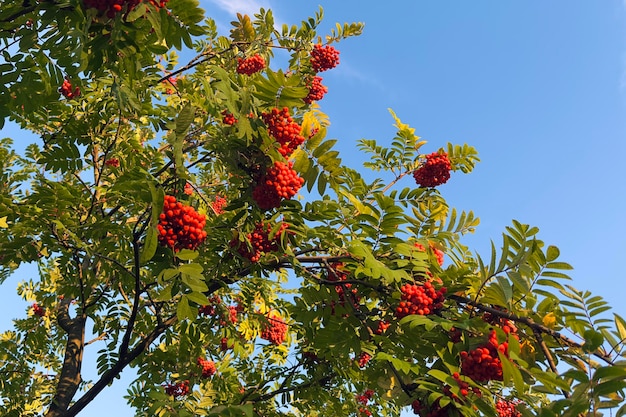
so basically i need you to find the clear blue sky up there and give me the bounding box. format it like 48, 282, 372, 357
1, 1, 625, 415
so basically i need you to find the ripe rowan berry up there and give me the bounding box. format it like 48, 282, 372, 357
211, 195, 227, 215
395, 282, 446, 319
221, 110, 238, 125
104, 158, 119, 168
261, 107, 305, 157
232, 221, 288, 262
252, 161, 304, 210
260, 313, 288, 345
163, 380, 190, 398
357, 352, 371, 368
236, 54, 266, 75
414, 241, 445, 266
412, 152, 452, 188
459, 330, 508, 382
304, 76, 328, 103
496, 400, 522, 417
32, 303, 45, 317
310, 44, 340, 72
83, 0, 140, 18
59, 79, 80, 99
196, 357, 217, 378
157, 195, 207, 252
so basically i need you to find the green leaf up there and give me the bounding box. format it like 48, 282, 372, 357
139, 226, 158, 264
185, 290, 209, 306
181, 273, 208, 292
583, 329, 604, 353
175, 249, 199, 261
178, 263, 204, 278
177, 295, 195, 321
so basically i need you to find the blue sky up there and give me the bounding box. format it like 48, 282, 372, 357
1, 1, 626, 416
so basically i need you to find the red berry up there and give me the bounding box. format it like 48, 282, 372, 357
357, 352, 371, 368
32, 303, 46, 317
236, 54, 265, 75
261, 107, 305, 157
232, 221, 288, 262
196, 357, 217, 378
222, 110, 238, 125
496, 400, 522, 417
413, 152, 452, 188
304, 76, 328, 103
252, 161, 304, 210
310, 44, 340, 72
59, 79, 80, 99
260, 313, 288, 345
104, 158, 119, 168
163, 380, 190, 398
157, 195, 207, 252
211, 195, 227, 215
394, 282, 446, 319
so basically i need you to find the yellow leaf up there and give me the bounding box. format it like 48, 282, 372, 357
542, 312, 557, 328
0, 216, 7, 228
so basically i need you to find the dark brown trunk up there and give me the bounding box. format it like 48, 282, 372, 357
45, 302, 86, 417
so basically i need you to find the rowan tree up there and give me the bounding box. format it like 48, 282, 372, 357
0, 2, 625, 417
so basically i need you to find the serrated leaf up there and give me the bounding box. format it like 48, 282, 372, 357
178, 263, 204, 278
177, 295, 194, 321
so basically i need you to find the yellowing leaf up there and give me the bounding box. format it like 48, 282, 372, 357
0, 216, 8, 228
542, 312, 557, 328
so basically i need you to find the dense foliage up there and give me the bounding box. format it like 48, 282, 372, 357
1, 2, 625, 417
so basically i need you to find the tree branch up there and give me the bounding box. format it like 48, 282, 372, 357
448, 294, 615, 365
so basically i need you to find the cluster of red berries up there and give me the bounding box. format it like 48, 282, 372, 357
252, 161, 304, 210
482, 310, 518, 335
356, 389, 375, 405
448, 327, 463, 343
220, 337, 234, 351
460, 330, 508, 382
163, 380, 190, 398
411, 399, 452, 417
304, 76, 328, 104
261, 107, 306, 157
310, 44, 340, 72
162, 76, 177, 95
183, 182, 193, 196
233, 221, 288, 263
358, 408, 372, 417
32, 303, 45, 317
198, 295, 221, 317
413, 152, 452, 188
414, 242, 444, 266
411, 373, 481, 416
145, 0, 168, 8
221, 110, 238, 125
83, 0, 140, 18
104, 158, 119, 168
196, 357, 217, 378
395, 282, 447, 318
59, 79, 80, 99
496, 400, 522, 417
373, 320, 390, 335
443, 372, 481, 401
260, 314, 288, 345
357, 352, 371, 368
236, 54, 266, 75
157, 195, 207, 252
326, 263, 361, 313
211, 196, 227, 215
